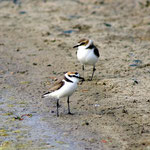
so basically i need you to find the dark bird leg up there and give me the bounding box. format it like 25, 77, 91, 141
56, 99, 59, 117
82, 65, 85, 78
67, 96, 72, 115
90, 65, 96, 81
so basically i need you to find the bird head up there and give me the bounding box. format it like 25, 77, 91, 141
73, 39, 93, 49
65, 72, 85, 83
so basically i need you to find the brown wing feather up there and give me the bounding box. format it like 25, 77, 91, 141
49, 80, 65, 92
42, 77, 65, 98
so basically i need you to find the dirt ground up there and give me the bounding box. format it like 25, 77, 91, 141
0, 0, 150, 150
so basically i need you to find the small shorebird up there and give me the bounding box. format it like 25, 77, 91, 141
73, 39, 100, 80
42, 72, 84, 117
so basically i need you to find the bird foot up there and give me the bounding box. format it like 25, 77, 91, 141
68, 112, 74, 115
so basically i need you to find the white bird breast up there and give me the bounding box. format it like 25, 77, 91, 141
77, 47, 98, 65
50, 82, 77, 99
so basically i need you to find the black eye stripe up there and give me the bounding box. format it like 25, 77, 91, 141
69, 74, 79, 78
72, 75, 79, 78
80, 42, 85, 45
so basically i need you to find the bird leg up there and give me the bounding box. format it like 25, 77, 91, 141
91, 66, 96, 81
82, 65, 85, 79
67, 96, 72, 115
56, 99, 59, 117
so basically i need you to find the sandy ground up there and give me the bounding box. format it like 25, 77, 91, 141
0, 0, 150, 149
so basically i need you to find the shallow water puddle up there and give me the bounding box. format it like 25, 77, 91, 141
0, 98, 84, 150
23, 115, 81, 150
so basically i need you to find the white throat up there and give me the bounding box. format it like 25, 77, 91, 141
85, 39, 93, 49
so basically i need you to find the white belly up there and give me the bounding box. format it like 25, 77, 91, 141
50, 82, 77, 99
77, 48, 98, 65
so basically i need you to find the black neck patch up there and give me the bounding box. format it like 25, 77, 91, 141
86, 44, 100, 57
64, 76, 73, 83
86, 43, 94, 49
94, 47, 100, 57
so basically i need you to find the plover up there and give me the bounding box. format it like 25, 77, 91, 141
73, 39, 100, 80
42, 72, 84, 117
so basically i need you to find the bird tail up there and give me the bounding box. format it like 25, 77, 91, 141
41, 92, 51, 98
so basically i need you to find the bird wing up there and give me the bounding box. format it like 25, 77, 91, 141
41, 79, 65, 98
49, 80, 65, 92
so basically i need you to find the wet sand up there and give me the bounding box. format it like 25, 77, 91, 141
0, 0, 150, 149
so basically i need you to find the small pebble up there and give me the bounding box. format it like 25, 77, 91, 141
19, 11, 26, 14
104, 23, 112, 27
63, 30, 76, 34
16, 48, 20, 52
122, 109, 128, 114
47, 64, 51, 67
85, 122, 89, 125
146, 100, 150, 102
33, 63, 37, 66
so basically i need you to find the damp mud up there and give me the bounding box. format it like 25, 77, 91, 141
0, 97, 97, 150
0, 0, 150, 150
